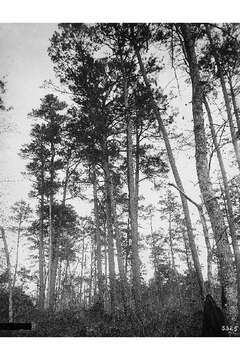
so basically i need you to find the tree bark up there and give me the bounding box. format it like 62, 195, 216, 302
133, 37, 206, 300
181, 23, 237, 322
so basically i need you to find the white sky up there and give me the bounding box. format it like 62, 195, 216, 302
0, 24, 57, 208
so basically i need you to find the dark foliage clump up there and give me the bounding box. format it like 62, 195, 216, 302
202, 294, 227, 337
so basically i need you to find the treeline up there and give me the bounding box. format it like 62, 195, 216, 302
1, 23, 240, 336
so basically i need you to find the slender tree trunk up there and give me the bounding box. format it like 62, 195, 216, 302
204, 96, 240, 314
181, 24, 237, 322
92, 166, 104, 307
103, 158, 117, 313
205, 25, 240, 171
1, 227, 13, 322
133, 37, 205, 300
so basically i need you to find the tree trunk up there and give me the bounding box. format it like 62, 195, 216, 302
46, 143, 55, 310
38, 142, 45, 310
88, 238, 94, 307
168, 213, 182, 305
103, 159, 117, 313
12, 217, 22, 290
135, 130, 140, 223
181, 227, 193, 274
1, 227, 13, 322
111, 187, 128, 310
124, 73, 142, 314
204, 96, 240, 314
133, 38, 206, 300
79, 237, 85, 304
92, 166, 104, 307
181, 23, 237, 322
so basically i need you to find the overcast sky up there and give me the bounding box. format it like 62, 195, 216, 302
0, 24, 58, 210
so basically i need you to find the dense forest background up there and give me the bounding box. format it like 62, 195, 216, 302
1, 23, 240, 336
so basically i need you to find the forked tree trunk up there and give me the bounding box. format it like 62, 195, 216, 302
132, 36, 206, 300
181, 23, 237, 322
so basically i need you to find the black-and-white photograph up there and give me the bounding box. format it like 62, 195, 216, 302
1, 20, 240, 338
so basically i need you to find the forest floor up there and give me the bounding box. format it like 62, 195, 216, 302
0, 305, 203, 337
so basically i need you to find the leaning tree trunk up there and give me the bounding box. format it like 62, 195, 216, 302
1, 227, 13, 322
204, 96, 240, 315
132, 36, 206, 300
181, 23, 237, 323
